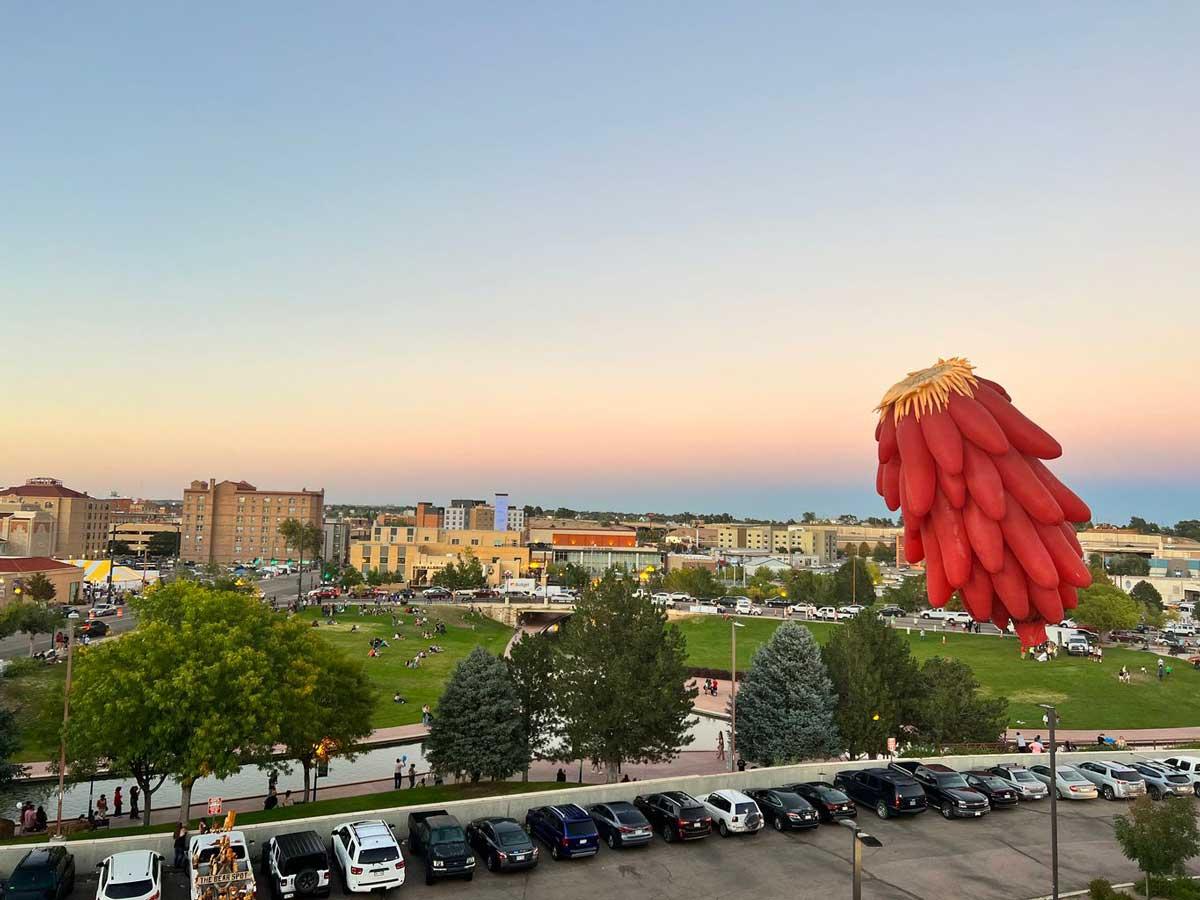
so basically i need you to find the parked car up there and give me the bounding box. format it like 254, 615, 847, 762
747, 788, 820, 832
189, 830, 255, 900
1065, 636, 1091, 656
700, 789, 764, 837
782, 781, 857, 823
421, 588, 451, 600
764, 598, 790, 609
586, 802, 652, 849
329, 821, 405, 893
88, 604, 119, 618
524, 804, 599, 860
877, 605, 906, 618
651, 593, 674, 607
888, 762, 989, 819
260, 832, 331, 900
815, 607, 840, 621
406, 810, 474, 884
833, 768, 927, 819
4, 848, 76, 900
987, 764, 1049, 800
633, 791, 713, 842
838, 605, 867, 617
1074, 760, 1148, 801
1160, 757, 1200, 796
788, 604, 817, 617
97, 852, 161, 900
1129, 762, 1191, 799
472, 589, 500, 600
1028, 765, 1098, 801
77, 620, 110, 638
464, 817, 538, 873
961, 771, 1020, 809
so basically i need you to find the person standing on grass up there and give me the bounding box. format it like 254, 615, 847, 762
394, 758, 404, 789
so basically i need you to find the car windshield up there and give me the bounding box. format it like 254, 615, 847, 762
896, 784, 924, 798
1012, 771, 1038, 783
198, 845, 247, 864
679, 807, 708, 821
358, 847, 399, 864
1059, 770, 1087, 782
615, 811, 644, 825
935, 774, 969, 789
430, 826, 464, 843
105, 880, 153, 899
497, 829, 528, 848
1111, 768, 1141, 782
565, 821, 594, 837
979, 777, 1010, 790
734, 802, 757, 815
8, 869, 53, 890
775, 792, 805, 808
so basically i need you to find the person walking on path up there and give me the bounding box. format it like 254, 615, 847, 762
129, 785, 140, 819
716, 731, 726, 760
1015, 731, 1027, 752
96, 794, 109, 822
394, 758, 404, 789
113, 787, 123, 817
173, 824, 189, 869
421, 704, 432, 727
408, 764, 416, 789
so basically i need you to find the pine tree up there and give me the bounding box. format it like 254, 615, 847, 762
425, 647, 526, 782
506, 632, 560, 782
734, 622, 840, 765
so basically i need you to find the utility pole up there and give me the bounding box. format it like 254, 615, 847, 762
1040, 703, 1060, 900
53, 632, 75, 838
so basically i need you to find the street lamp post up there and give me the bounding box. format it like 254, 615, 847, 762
838, 819, 883, 900
730, 620, 744, 772
1039, 703, 1060, 900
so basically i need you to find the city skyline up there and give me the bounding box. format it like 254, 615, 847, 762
5, 4, 1197, 523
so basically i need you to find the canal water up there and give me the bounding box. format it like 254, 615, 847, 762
2, 714, 729, 821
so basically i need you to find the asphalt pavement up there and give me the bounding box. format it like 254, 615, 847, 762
58, 795, 1198, 900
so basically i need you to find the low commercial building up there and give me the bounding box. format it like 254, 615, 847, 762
1113, 572, 1200, 606
537, 545, 666, 578
529, 526, 638, 548
349, 528, 528, 586
665, 553, 718, 572
0, 557, 84, 607
107, 522, 181, 555
1079, 530, 1200, 562
716, 524, 839, 564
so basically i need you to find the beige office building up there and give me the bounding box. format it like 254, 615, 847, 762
349, 528, 528, 586
716, 524, 839, 564
108, 521, 182, 555
181, 479, 324, 566
0, 477, 112, 558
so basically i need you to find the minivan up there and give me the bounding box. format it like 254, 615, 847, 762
525, 804, 599, 860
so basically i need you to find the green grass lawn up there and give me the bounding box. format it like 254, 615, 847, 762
0, 663, 67, 762
0, 780, 561, 846
676, 615, 1200, 731
296, 604, 513, 729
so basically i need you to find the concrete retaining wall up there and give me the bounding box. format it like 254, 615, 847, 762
0, 750, 1146, 873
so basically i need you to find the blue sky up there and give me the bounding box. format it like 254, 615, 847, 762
2, 3, 1197, 524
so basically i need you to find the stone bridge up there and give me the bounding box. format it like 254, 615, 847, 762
475, 600, 575, 630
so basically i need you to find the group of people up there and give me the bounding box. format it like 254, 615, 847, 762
700, 677, 721, 697
15, 802, 48, 834
1013, 732, 1078, 753
92, 785, 142, 823
393, 758, 419, 789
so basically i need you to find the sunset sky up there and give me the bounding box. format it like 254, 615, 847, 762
4, 4, 1197, 523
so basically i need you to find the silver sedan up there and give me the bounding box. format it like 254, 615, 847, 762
1029, 764, 1098, 800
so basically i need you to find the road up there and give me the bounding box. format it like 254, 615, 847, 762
59, 796, 1198, 900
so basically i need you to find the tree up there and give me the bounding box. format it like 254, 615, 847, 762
870, 542, 896, 565
822, 612, 923, 758
147, 531, 180, 557
1130, 580, 1163, 613
833, 558, 876, 606
365, 567, 392, 587
782, 570, 835, 606
23, 572, 57, 604
858, 542, 872, 559
881, 575, 927, 613
6, 602, 63, 657
1109, 554, 1150, 576
734, 622, 840, 765
506, 633, 560, 781
558, 571, 697, 782
271, 620, 375, 802
106, 540, 133, 556
1075, 584, 1140, 640
1114, 796, 1200, 899
1127, 517, 1162, 535
915, 658, 1008, 746
801, 512, 817, 523
339, 566, 365, 590
425, 647, 526, 783
431, 553, 486, 590
0, 707, 27, 789
662, 567, 723, 599
278, 517, 323, 599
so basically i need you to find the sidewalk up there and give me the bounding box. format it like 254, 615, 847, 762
1005, 726, 1200, 745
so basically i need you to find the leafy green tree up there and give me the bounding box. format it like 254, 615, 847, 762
23, 572, 57, 603
1114, 796, 1200, 899
834, 558, 876, 606
147, 531, 180, 557
822, 612, 923, 758
1172, 520, 1200, 542
426, 647, 526, 782
801, 512, 817, 523
0, 707, 27, 788
278, 517, 323, 569
547, 562, 590, 592
106, 540, 133, 556
339, 566, 364, 590
1075, 584, 1140, 640
663, 567, 724, 599
6, 602, 63, 657
558, 571, 696, 782
506, 633, 560, 781
431, 553, 486, 590
1088, 554, 1113, 586
858, 542, 872, 558
1109, 554, 1150, 576
915, 658, 1008, 745
365, 567, 393, 587
1130, 580, 1163, 613
881, 574, 927, 613
782, 570, 835, 606
1127, 517, 1162, 535
870, 542, 896, 564
734, 622, 840, 765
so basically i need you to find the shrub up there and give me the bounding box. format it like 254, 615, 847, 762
1087, 879, 1133, 899
0, 658, 42, 679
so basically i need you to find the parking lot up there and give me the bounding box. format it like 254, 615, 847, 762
61, 796, 1200, 900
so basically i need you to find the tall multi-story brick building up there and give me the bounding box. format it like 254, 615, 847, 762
180, 479, 324, 566
0, 477, 112, 558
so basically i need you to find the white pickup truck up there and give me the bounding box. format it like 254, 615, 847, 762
188, 831, 256, 900
920, 609, 972, 625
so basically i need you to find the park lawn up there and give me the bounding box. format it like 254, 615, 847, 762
0, 663, 67, 762
675, 614, 1200, 731
0, 780, 562, 846
297, 604, 512, 729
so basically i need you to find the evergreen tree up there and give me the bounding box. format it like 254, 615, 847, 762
915, 658, 1008, 746
426, 647, 526, 782
834, 558, 876, 605
558, 570, 696, 782
734, 622, 840, 765
822, 612, 923, 757
506, 633, 560, 781
0, 707, 26, 789
1130, 580, 1163, 612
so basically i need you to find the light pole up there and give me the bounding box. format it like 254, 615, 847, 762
53, 630, 75, 839
1039, 703, 1060, 900
838, 819, 883, 900
730, 620, 744, 771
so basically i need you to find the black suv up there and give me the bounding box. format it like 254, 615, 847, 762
834, 768, 927, 819
261, 831, 331, 900
2, 848, 76, 900
634, 791, 712, 842
782, 781, 857, 823
747, 789, 819, 832
889, 762, 990, 819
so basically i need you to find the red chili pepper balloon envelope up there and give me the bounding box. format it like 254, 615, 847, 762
874, 358, 1092, 649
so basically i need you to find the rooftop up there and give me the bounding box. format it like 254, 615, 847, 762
0, 557, 82, 573
0, 478, 90, 499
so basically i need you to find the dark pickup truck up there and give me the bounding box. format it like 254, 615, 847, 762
406, 810, 476, 886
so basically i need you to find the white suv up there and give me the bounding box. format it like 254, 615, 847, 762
1074, 760, 1147, 801
97, 851, 162, 900
330, 821, 405, 893
701, 789, 764, 837
1159, 757, 1200, 797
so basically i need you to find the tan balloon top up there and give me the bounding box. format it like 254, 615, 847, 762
877, 357, 979, 421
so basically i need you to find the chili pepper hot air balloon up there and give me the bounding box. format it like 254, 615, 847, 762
874, 358, 1092, 649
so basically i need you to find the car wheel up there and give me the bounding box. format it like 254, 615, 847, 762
1057, 788, 1064, 800
718, 821, 729, 837
1103, 785, 1115, 801
1194, 783, 1200, 798
662, 824, 674, 843
940, 802, 953, 820
773, 817, 784, 832
424, 866, 434, 886
876, 801, 889, 820
1150, 787, 1161, 801
487, 853, 497, 872
465, 873, 473, 882
295, 870, 319, 895
606, 833, 616, 849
